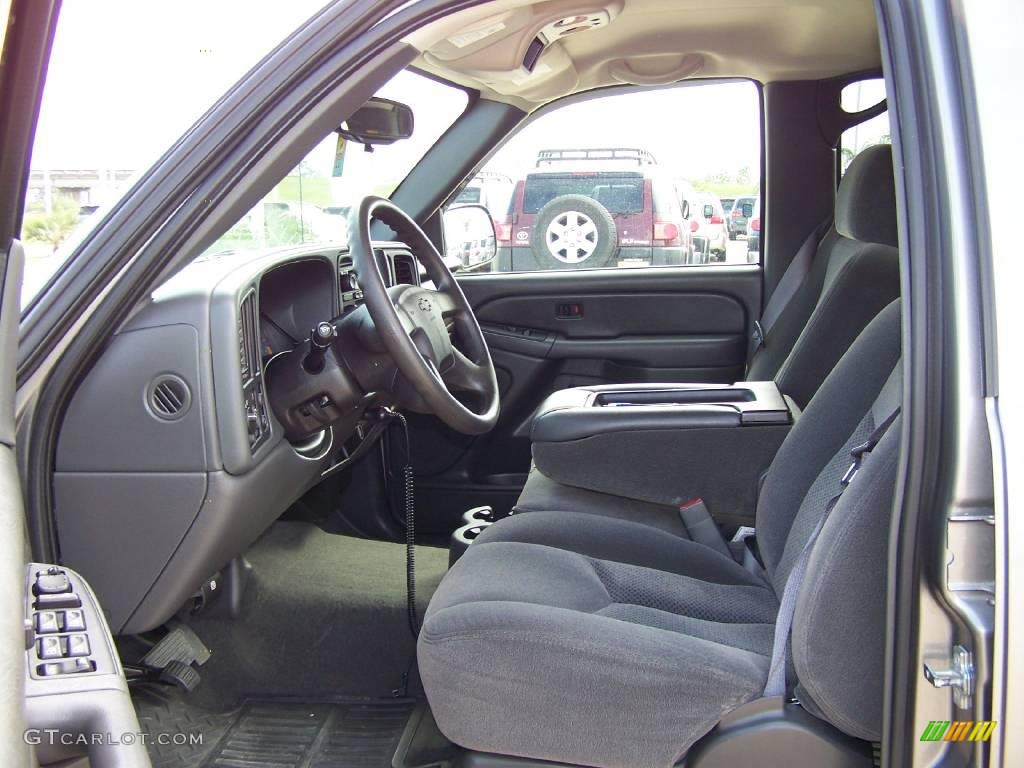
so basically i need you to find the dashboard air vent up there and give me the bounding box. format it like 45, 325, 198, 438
148, 375, 191, 421
239, 290, 260, 384
393, 253, 417, 285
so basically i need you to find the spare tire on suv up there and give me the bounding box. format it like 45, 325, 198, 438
531, 194, 618, 269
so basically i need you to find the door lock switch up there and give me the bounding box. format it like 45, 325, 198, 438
38, 658, 96, 676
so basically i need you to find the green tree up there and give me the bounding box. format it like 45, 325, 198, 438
22, 197, 80, 248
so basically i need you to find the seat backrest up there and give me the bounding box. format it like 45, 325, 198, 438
754, 299, 902, 741
747, 145, 901, 408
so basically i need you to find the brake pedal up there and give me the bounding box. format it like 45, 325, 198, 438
142, 623, 210, 669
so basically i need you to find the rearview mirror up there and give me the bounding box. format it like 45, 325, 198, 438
338, 97, 414, 149
443, 205, 497, 273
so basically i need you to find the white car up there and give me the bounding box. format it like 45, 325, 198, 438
690, 193, 728, 262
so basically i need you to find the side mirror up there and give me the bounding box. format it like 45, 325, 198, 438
443, 204, 497, 272
703, 204, 715, 219
741, 203, 754, 218
338, 97, 414, 149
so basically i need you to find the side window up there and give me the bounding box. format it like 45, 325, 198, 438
446, 81, 761, 273
840, 78, 890, 175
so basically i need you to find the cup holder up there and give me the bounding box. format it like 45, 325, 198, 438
462, 505, 499, 526
450, 507, 500, 567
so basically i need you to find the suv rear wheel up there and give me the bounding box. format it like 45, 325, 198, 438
532, 194, 618, 269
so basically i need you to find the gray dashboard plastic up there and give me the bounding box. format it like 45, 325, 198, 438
52, 245, 370, 634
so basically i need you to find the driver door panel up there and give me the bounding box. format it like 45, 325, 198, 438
406, 267, 760, 532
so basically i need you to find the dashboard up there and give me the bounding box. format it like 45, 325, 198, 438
51, 241, 421, 636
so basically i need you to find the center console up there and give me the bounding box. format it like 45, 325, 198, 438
529, 381, 795, 526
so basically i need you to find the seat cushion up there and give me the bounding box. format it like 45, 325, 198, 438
419, 512, 777, 768
513, 464, 690, 537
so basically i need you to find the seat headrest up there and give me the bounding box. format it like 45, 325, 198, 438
835, 145, 898, 247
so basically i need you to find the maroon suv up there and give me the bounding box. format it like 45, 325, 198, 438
494, 148, 693, 271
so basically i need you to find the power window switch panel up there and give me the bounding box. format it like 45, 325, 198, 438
62, 609, 86, 632
34, 612, 61, 634
65, 634, 90, 657
37, 636, 64, 660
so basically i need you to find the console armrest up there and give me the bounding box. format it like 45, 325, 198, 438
530, 382, 792, 519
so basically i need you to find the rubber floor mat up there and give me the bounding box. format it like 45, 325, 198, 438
134, 687, 416, 768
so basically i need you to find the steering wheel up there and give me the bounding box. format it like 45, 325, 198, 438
348, 196, 499, 435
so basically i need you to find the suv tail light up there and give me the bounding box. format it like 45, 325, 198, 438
750, 217, 761, 232
653, 220, 680, 244
710, 214, 724, 225
494, 217, 513, 245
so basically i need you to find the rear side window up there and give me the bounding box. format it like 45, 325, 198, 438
523, 173, 644, 214
455, 187, 481, 204
840, 78, 890, 175
445, 80, 762, 273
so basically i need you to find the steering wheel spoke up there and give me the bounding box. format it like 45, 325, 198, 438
442, 346, 491, 394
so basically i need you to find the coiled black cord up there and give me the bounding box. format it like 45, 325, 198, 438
391, 411, 419, 638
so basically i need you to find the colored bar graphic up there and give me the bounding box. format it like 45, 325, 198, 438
920, 721, 997, 742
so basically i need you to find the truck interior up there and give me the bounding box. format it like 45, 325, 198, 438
5, 0, 999, 766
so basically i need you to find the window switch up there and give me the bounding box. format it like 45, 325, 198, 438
65, 634, 91, 658
37, 636, 64, 660
34, 612, 61, 634
62, 609, 86, 632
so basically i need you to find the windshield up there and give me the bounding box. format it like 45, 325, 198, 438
20, 0, 467, 305
201, 70, 468, 259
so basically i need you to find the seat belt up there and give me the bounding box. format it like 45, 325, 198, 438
762, 408, 900, 697
747, 217, 832, 362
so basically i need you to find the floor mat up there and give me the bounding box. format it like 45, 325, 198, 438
135, 686, 416, 768
176, 522, 449, 709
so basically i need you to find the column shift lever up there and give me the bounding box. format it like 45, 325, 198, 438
303, 321, 337, 373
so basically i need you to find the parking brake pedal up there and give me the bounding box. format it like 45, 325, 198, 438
131, 623, 209, 691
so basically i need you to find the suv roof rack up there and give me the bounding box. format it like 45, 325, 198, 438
535, 147, 658, 168
469, 170, 513, 183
